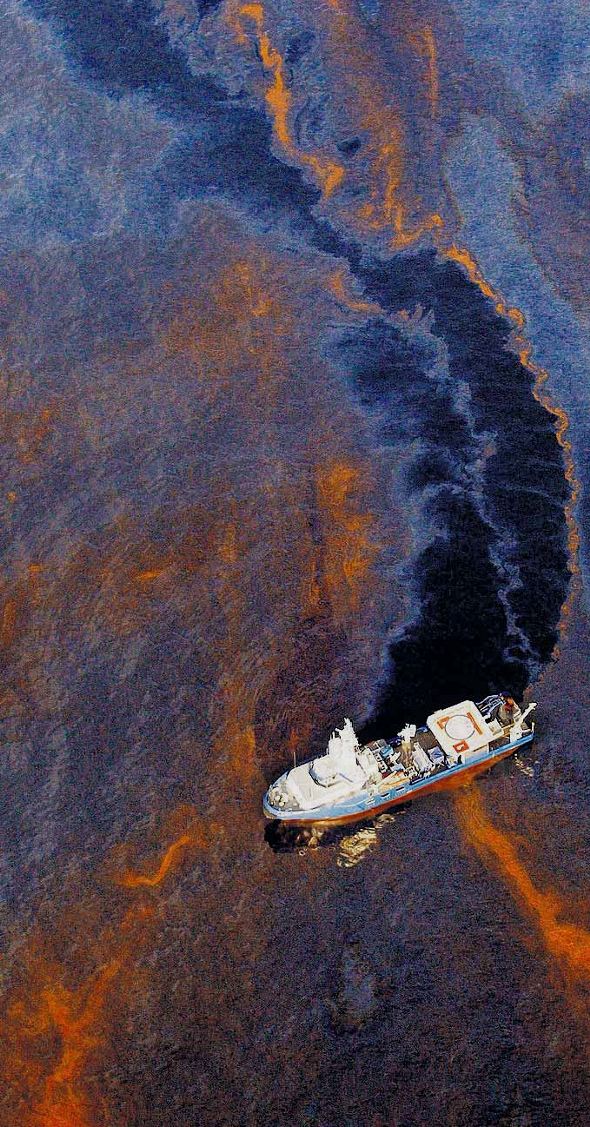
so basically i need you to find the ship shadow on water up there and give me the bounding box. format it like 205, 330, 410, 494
264, 808, 409, 854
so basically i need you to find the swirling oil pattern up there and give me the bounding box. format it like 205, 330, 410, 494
0, 1, 590, 1124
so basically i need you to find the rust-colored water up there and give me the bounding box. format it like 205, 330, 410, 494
1, 3, 589, 1124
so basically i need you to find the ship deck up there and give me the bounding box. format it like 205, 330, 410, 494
263, 731, 534, 825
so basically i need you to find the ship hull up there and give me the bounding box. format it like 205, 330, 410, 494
263, 732, 534, 826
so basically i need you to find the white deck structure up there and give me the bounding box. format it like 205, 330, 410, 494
264, 695, 537, 824
426, 700, 495, 759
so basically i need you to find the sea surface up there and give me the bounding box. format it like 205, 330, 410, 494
1, 2, 590, 1124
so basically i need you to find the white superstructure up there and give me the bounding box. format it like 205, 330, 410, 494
426, 700, 495, 760
263, 693, 537, 825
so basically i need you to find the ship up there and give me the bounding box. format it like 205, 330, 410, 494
263, 694, 536, 825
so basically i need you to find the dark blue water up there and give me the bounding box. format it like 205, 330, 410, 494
1, 4, 584, 1126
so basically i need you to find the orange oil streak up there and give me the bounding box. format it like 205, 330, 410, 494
0, 565, 45, 651
1, 597, 17, 647
456, 788, 590, 985
163, 255, 290, 397
4, 808, 215, 1125
302, 554, 322, 614
120, 832, 195, 887
2, 811, 216, 1127
327, 267, 382, 316
133, 567, 167, 584
234, 4, 344, 198
1, 232, 391, 1121
323, 0, 443, 249
316, 460, 380, 618
165, 241, 388, 638
30, 957, 122, 1127
409, 26, 439, 118
358, 123, 443, 251
115, 803, 220, 891
422, 27, 439, 119
3, 899, 156, 1127
2, 400, 61, 465
214, 512, 263, 787
444, 241, 582, 642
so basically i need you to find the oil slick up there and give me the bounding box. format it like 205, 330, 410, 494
443, 240, 582, 647
0, 0, 587, 1121
231, 2, 344, 198
455, 787, 590, 1035
1, 810, 219, 1127
2, 906, 149, 1127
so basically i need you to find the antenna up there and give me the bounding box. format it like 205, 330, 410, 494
289, 729, 298, 770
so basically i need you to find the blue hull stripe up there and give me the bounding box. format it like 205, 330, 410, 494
263, 733, 534, 823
